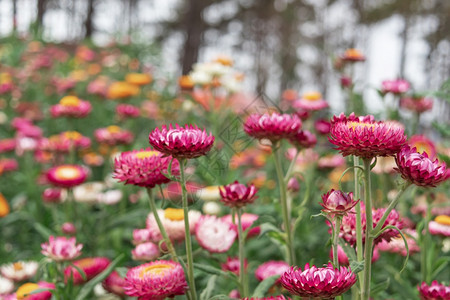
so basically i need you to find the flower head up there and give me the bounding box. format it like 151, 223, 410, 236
107, 81, 139, 99
94, 126, 134, 146
222, 257, 247, 276
320, 189, 358, 218
293, 92, 328, 112
0, 261, 38, 282
242, 297, 290, 300
409, 135, 437, 160
49, 96, 92, 118
329, 113, 406, 158
429, 215, 450, 237
0, 275, 14, 295
381, 79, 410, 95
125, 73, 153, 86
16, 282, 54, 300
146, 209, 202, 242
102, 271, 127, 297
395, 146, 447, 187
222, 213, 261, 238
195, 215, 237, 253
377, 229, 420, 256
114, 148, 178, 188
116, 103, 140, 119
131, 242, 160, 261
64, 257, 110, 285
219, 181, 258, 208
289, 130, 317, 149
41, 236, 83, 262
46, 165, 88, 188
124, 260, 187, 299
340, 49, 365, 62
149, 124, 215, 159
400, 96, 433, 113
255, 261, 290, 283
244, 112, 302, 142
281, 263, 356, 299
418, 281, 450, 300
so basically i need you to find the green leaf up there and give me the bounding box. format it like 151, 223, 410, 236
370, 278, 390, 296
258, 223, 282, 237
75, 254, 125, 300
208, 295, 232, 300
33, 223, 54, 239
349, 260, 365, 274
431, 257, 450, 279
105, 209, 148, 229
193, 263, 238, 282
338, 240, 357, 262
252, 275, 279, 298
374, 225, 409, 273
200, 275, 217, 300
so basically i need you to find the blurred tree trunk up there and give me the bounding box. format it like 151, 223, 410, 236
399, 16, 410, 78
181, 0, 206, 74
36, 0, 47, 29
84, 0, 95, 38
12, 0, 17, 33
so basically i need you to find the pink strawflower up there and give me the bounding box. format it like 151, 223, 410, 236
149, 124, 215, 159
94, 126, 134, 146
377, 229, 420, 256
61, 222, 76, 235
0, 159, 18, 173
0, 139, 16, 153
242, 297, 290, 300
131, 242, 160, 261
314, 119, 331, 135
39, 131, 91, 153
124, 260, 187, 299
15, 281, 55, 300
219, 181, 258, 208
340, 76, 352, 88
281, 263, 356, 299
42, 188, 63, 204
400, 96, 433, 113
132, 228, 154, 245
293, 91, 329, 112
244, 112, 302, 142
113, 148, 179, 188
289, 130, 317, 149
418, 281, 450, 300
49, 96, 92, 118
222, 213, 261, 238
381, 79, 410, 95
46, 165, 88, 188
222, 257, 247, 276
64, 257, 110, 285
255, 261, 290, 283
318, 155, 346, 169
329, 113, 406, 159
195, 215, 237, 253
146, 209, 202, 242
395, 146, 447, 187
116, 103, 140, 119
409, 135, 437, 160
287, 177, 300, 192
320, 189, 358, 218
103, 271, 127, 297
429, 215, 450, 237
41, 236, 83, 262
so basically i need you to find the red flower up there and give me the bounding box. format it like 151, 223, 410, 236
114, 148, 178, 188
418, 281, 450, 300
94, 126, 134, 146
149, 124, 215, 159
281, 263, 356, 298
381, 79, 410, 95
64, 257, 110, 284
289, 130, 317, 149
329, 113, 406, 158
320, 189, 358, 217
400, 96, 433, 113
49, 96, 92, 118
395, 146, 447, 187
116, 103, 140, 119
244, 112, 302, 142
219, 181, 258, 208
103, 271, 127, 297
46, 165, 88, 188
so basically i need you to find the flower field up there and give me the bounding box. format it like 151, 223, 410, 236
0, 37, 449, 300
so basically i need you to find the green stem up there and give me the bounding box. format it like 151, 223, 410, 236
237, 208, 249, 297
272, 144, 295, 266
179, 159, 197, 300
333, 217, 342, 268
421, 196, 432, 284
284, 148, 299, 183
361, 158, 373, 300
353, 156, 364, 291
145, 188, 178, 262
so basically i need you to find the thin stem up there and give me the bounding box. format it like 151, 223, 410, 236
421, 196, 432, 284
361, 158, 373, 300
179, 158, 197, 300
353, 156, 364, 296
145, 188, 178, 262
237, 208, 249, 297
272, 144, 295, 266
284, 148, 299, 183
333, 217, 342, 268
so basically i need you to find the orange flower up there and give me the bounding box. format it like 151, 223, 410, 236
214, 55, 233, 66
0, 193, 10, 217
125, 73, 153, 86
341, 49, 366, 62
107, 82, 140, 99
178, 75, 194, 90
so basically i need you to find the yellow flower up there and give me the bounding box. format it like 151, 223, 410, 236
125, 73, 153, 86
0, 193, 10, 217
107, 82, 140, 99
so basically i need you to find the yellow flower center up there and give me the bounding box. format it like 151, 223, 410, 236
106, 125, 122, 133
139, 263, 173, 279
303, 91, 322, 101
63, 131, 82, 141
345, 48, 363, 58
435, 215, 450, 226
55, 166, 81, 180
16, 283, 39, 299
13, 262, 23, 271
59, 96, 81, 107
347, 121, 376, 131
75, 258, 94, 269
135, 151, 160, 159
164, 208, 184, 221
412, 141, 432, 156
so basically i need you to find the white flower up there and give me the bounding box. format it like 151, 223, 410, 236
195, 215, 236, 253
1, 261, 38, 282
196, 186, 222, 202
190, 70, 212, 85
97, 190, 122, 205
202, 202, 222, 216
73, 182, 105, 203
0, 275, 14, 294
146, 209, 202, 242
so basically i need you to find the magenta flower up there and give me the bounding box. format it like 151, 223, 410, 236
418, 281, 450, 300
46, 165, 88, 188
292, 92, 329, 112
94, 126, 134, 146
395, 146, 447, 187
131, 242, 160, 261
329, 113, 406, 158
381, 79, 410, 95
41, 236, 82, 262
61, 222, 76, 235
42, 188, 63, 204
149, 124, 215, 159
195, 215, 236, 253
114, 148, 179, 188
49, 96, 92, 118
116, 103, 140, 119
400, 96, 433, 113
219, 181, 258, 208
314, 119, 331, 135
289, 130, 317, 149
281, 263, 356, 299
103, 271, 127, 297
244, 112, 302, 142
429, 216, 450, 237
409, 135, 437, 160
242, 297, 290, 300
222, 213, 261, 238
64, 257, 110, 285
0, 138, 16, 153
320, 189, 358, 218
222, 257, 247, 276
255, 261, 290, 283
124, 260, 187, 299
